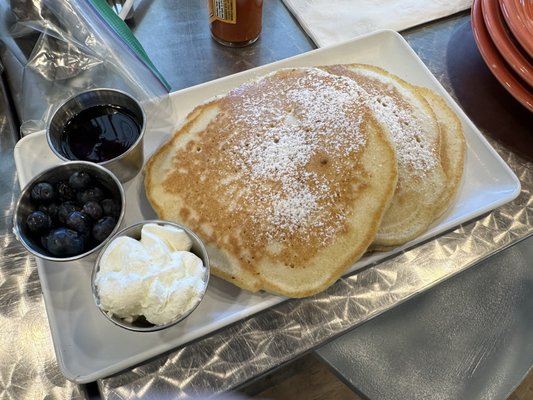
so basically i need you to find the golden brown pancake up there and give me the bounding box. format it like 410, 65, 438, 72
144, 67, 398, 297
322, 64, 452, 249
416, 86, 465, 222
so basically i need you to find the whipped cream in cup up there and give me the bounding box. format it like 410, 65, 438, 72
92, 220, 210, 332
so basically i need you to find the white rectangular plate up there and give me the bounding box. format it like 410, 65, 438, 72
13, 30, 520, 383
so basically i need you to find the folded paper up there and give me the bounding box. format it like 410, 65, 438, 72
282, 0, 472, 47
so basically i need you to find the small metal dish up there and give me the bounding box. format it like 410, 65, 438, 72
91, 220, 210, 332
46, 88, 146, 183
13, 161, 125, 263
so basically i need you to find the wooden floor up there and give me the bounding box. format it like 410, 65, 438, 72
239, 353, 533, 400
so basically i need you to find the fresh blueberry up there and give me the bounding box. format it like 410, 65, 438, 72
26, 210, 52, 234
57, 201, 81, 224
66, 211, 92, 234
56, 180, 75, 201
92, 216, 116, 242
68, 171, 92, 190
83, 201, 103, 220
38, 202, 59, 223
77, 187, 105, 204
101, 198, 120, 218
30, 182, 56, 203
45, 227, 85, 256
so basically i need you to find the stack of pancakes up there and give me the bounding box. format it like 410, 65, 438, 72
144, 65, 465, 298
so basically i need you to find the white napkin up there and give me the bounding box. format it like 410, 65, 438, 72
282, 0, 472, 47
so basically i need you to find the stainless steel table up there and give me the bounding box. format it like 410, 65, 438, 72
0, 1, 532, 399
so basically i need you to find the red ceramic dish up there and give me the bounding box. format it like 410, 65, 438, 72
482, 0, 533, 86
499, 0, 533, 58
472, 0, 533, 112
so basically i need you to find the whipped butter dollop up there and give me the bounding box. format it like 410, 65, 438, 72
95, 223, 207, 326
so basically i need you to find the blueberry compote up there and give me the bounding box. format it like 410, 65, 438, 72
60, 105, 141, 162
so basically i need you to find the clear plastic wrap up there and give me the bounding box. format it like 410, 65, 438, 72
0, 0, 176, 137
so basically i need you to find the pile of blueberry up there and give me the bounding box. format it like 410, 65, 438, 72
25, 170, 121, 257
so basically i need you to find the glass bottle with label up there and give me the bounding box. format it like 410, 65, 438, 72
208, 0, 263, 47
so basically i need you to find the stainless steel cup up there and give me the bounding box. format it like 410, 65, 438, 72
47, 88, 146, 183
13, 161, 126, 263
91, 220, 210, 332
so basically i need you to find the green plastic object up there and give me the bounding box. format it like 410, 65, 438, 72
89, 0, 171, 91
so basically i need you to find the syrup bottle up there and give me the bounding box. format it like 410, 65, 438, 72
208, 0, 263, 47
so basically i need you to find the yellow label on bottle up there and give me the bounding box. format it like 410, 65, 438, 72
209, 0, 237, 24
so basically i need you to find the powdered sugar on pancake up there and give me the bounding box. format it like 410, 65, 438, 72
225, 68, 367, 240
368, 92, 437, 175
351, 68, 438, 175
